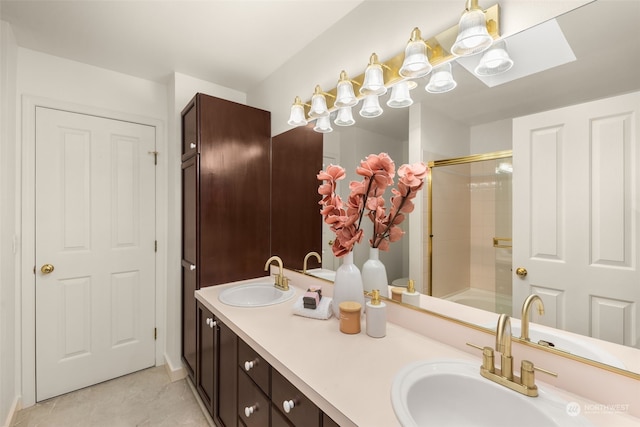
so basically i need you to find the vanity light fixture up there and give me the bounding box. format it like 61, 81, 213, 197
335, 70, 359, 108
451, 0, 494, 57
399, 28, 432, 78
360, 53, 388, 96
313, 115, 334, 133
334, 106, 356, 126
359, 94, 383, 118
287, 2, 501, 129
387, 80, 417, 108
287, 96, 308, 127
308, 85, 332, 119
474, 40, 514, 76
426, 63, 457, 93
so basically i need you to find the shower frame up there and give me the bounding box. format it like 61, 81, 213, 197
427, 149, 512, 297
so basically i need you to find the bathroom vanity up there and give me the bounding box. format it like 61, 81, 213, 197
194, 272, 640, 427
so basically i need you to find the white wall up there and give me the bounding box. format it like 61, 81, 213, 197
0, 19, 18, 427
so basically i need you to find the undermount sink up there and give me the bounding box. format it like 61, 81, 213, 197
219, 282, 295, 307
391, 359, 592, 427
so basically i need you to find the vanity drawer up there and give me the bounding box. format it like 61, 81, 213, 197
238, 338, 270, 395
238, 368, 270, 427
271, 368, 320, 427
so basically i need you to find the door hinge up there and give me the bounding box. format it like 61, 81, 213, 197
154, 328, 157, 340
155, 240, 158, 252
149, 150, 158, 165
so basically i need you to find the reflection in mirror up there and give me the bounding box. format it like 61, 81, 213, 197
288, 1, 640, 376
428, 151, 512, 317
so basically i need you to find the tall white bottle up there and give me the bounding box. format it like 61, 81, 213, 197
366, 289, 387, 338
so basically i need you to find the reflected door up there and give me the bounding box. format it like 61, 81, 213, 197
35, 107, 156, 400
513, 91, 640, 347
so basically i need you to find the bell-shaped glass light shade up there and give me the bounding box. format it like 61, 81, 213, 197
335, 71, 358, 108
387, 81, 413, 108
399, 28, 432, 78
426, 63, 457, 93
308, 85, 329, 119
334, 107, 355, 126
474, 40, 514, 76
451, 2, 493, 57
360, 53, 387, 96
359, 94, 383, 118
313, 115, 333, 133
287, 97, 308, 127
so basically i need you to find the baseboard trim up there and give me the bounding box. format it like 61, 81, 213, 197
185, 376, 214, 427
163, 354, 186, 382
3, 395, 21, 427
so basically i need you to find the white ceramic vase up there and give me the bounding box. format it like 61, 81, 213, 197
331, 251, 365, 317
362, 247, 389, 293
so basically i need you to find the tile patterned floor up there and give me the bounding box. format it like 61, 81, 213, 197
13, 367, 211, 427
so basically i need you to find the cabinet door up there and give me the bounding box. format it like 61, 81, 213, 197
181, 260, 197, 381
182, 156, 197, 267
238, 369, 270, 427
271, 368, 321, 427
181, 156, 198, 381
215, 320, 238, 427
197, 302, 216, 415
182, 98, 198, 161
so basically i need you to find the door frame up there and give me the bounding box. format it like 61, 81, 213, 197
20, 95, 167, 406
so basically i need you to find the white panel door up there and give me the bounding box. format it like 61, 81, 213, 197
513, 92, 640, 346
35, 107, 156, 401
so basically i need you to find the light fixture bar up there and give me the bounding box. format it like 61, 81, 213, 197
295, 3, 500, 118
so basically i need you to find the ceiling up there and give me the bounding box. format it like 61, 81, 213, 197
2, 0, 639, 140
0, 0, 363, 91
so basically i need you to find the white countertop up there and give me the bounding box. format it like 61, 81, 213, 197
195, 275, 640, 427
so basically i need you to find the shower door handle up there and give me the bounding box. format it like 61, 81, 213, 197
515, 267, 528, 278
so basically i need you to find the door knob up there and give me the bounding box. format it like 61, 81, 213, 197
40, 264, 55, 274
328, 240, 334, 246
516, 267, 528, 278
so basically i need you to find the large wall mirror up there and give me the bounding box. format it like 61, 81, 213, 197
272, 0, 640, 377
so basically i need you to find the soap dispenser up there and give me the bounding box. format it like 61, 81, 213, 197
366, 289, 386, 338
402, 279, 420, 307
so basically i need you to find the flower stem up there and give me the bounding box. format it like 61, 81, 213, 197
373, 188, 410, 248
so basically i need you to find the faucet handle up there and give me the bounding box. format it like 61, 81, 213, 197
466, 343, 495, 373
520, 360, 558, 389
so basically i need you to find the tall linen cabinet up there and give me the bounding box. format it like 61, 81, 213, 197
181, 93, 271, 424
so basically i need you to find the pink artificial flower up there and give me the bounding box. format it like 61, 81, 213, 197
318, 154, 427, 256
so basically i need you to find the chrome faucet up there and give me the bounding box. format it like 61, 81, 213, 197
467, 312, 557, 397
496, 313, 514, 381
520, 294, 545, 341
264, 256, 289, 291
302, 251, 321, 274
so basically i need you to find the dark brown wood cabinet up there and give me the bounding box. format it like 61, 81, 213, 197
181, 92, 269, 424
216, 320, 238, 427
271, 126, 323, 270
196, 302, 216, 413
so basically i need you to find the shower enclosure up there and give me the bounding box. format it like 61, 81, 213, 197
427, 150, 513, 314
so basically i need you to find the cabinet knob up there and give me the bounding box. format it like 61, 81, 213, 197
244, 404, 258, 417
206, 318, 211, 326
210, 319, 216, 329
190, 143, 196, 149
244, 360, 257, 371
189, 264, 196, 271
283, 399, 296, 413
